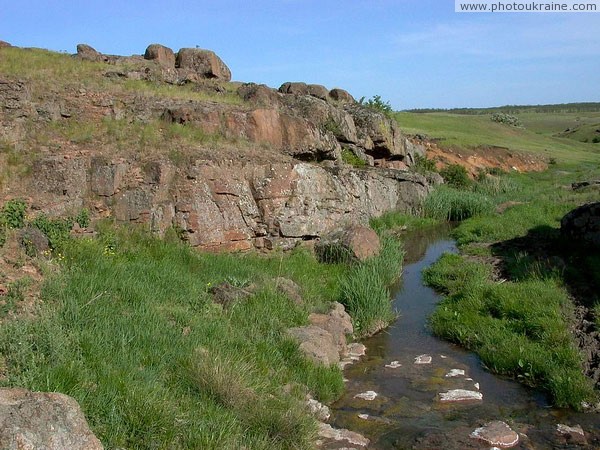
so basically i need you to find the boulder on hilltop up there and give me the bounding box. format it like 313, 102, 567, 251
176, 48, 232, 81
144, 43, 176, 68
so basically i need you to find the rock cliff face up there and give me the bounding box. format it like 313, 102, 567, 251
1, 42, 431, 251
33, 156, 428, 251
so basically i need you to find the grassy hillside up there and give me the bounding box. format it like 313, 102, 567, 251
396, 111, 600, 165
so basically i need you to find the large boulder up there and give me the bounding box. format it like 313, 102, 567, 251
144, 44, 175, 68
0, 387, 104, 450
560, 202, 600, 248
315, 225, 381, 263
175, 48, 232, 81
279, 82, 309, 96
329, 88, 355, 104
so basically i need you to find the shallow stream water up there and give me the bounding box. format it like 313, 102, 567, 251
330, 224, 600, 449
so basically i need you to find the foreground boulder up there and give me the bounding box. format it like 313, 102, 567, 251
316, 225, 381, 263
560, 202, 600, 248
0, 387, 103, 450
176, 48, 232, 81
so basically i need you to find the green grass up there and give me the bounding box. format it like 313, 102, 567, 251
0, 226, 351, 449
423, 185, 494, 221
395, 111, 600, 164
0, 47, 244, 106
339, 236, 404, 336
421, 163, 600, 409
369, 211, 439, 234
424, 253, 596, 409
0, 223, 406, 448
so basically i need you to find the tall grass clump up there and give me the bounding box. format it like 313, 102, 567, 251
423, 185, 494, 221
370, 210, 438, 234
339, 236, 403, 336
424, 253, 597, 409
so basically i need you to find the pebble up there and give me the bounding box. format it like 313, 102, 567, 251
354, 391, 378, 401
358, 413, 369, 420
385, 360, 402, 369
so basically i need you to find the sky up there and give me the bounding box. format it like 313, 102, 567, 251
2, 0, 600, 110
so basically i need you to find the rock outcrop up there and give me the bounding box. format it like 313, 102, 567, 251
30, 157, 429, 251
0, 388, 103, 450
2, 43, 431, 252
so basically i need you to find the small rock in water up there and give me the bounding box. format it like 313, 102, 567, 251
440, 354, 447, 359
318, 423, 370, 447
556, 423, 586, 444
470, 420, 519, 448
358, 413, 369, 420
439, 389, 483, 402
354, 390, 378, 401
445, 369, 466, 377
347, 342, 367, 358
465, 377, 473, 381
474, 382, 480, 390
414, 354, 432, 364
385, 360, 402, 369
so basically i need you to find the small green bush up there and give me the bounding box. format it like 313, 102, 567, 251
0, 199, 26, 229
411, 154, 437, 175
30, 215, 73, 250
490, 112, 523, 127
359, 95, 394, 117
440, 164, 472, 189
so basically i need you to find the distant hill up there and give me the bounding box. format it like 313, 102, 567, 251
405, 103, 600, 115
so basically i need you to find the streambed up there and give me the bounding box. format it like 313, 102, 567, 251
330, 225, 600, 449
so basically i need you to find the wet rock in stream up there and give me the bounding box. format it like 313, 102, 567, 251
470, 420, 519, 448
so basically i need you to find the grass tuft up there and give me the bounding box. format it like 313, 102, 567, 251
339, 236, 403, 336
423, 186, 494, 221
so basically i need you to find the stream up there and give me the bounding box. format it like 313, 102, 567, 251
330, 224, 600, 449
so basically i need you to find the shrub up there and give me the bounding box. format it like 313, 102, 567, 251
411, 154, 437, 175
30, 215, 73, 250
0, 199, 26, 229
359, 95, 394, 117
490, 112, 523, 127
440, 164, 471, 189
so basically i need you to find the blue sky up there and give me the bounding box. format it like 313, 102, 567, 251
2, 0, 599, 109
